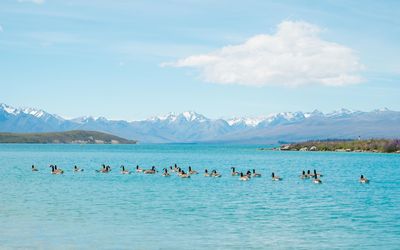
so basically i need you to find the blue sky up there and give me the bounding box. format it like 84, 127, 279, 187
0, 0, 399, 120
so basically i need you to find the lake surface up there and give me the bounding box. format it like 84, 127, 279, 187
0, 144, 399, 249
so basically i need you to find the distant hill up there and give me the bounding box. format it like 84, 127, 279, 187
0, 130, 137, 144
1, 103, 400, 143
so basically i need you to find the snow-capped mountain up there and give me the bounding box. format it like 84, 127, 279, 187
227, 117, 265, 127
1, 103, 399, 143
0, 103, 68, 133
0, 103, 53, 119
148, 111, 208, 123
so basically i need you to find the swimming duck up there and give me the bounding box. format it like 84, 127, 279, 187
54, 165, 64, 174
105, 166, 111, 173
313, 174, 322, 184
50, 165, 64, 175
179, 170, 191, 178
231, 167, 239, 176
120, 165, 131, 174
300, 170, 307, 179
211, 170, 221, 178
188, 166, 198, 175
31, 165, 38, 172
162, 168, 170, 177
144, 166, 156, 174
271, 172, 282, 181
239, 172, 250, 181
99, 165, 111, 173
204, 169, 210, 177
306, 170, 312, 178
359, 175, 369, 183
73, 165, 84, 172
136, 165, 143, 173
246, 170, 252, 178
252, 169, 261, 177
96, 164, 106, 173
312, 169, 323, 177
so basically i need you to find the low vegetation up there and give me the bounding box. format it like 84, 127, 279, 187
273, 139, 400, 153
0, 130, 137, 144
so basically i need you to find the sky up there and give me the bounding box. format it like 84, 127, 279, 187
0, 0, 399, 120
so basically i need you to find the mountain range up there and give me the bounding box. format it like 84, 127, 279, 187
1, 103, 399, 143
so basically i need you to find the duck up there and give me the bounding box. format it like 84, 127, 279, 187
246, 170, 252, 178
31, 165, 38, 172
73, 165, 84, 172
120, 165, 131, 174
104, 165, 111, 173
54, 165, 64, 174
271, 172, 282, 181
50, 165, 64, 175
231, 167, 239, 176
179, 170, 191, 178
313, 174, 322, 184
162, 168, 170, 177
312, 169, 323, 177
211, 170, 221, 178
169, 166, 174, 172
300, 170, 307, 179
188, 166, 198, 175
144, 166, 156, 174
204, 169, 210, 177
136, 165, 143, 173
306, 170, 312, 178
359, 175, 369, 183
96, 164, 106, 173
252, 169, 261, 177
239, 172, 250, 181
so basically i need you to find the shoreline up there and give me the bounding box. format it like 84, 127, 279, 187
258, 147, 400, 154
259, 139, 400, 154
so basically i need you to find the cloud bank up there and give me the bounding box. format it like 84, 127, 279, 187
163, 21, 363, 87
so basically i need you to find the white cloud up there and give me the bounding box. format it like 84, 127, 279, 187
163, 21, 363, 87
17, 0, 45, 4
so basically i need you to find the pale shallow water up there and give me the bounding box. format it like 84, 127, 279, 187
0, 144, 399, 249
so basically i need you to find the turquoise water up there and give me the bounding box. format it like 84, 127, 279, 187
0, 144, 399, 249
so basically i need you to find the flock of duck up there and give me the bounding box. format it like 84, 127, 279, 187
31, 164, 370, 183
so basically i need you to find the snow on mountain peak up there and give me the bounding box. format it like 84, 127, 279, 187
0, 103, 49, 118
180, 111, 207, 122
148, 111, 208, 123
71, 116, 94, 123
71, 116, 109, 123
304, 109, 323, 118
227, 117, 265, 127
326, 108, 357, 117
227, 112, 308, 127
148, 112, 177, 122
20, 107, 46, 118
0, 103, 18, 114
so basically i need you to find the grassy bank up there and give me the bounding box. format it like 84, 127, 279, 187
276, 139, 400, 153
